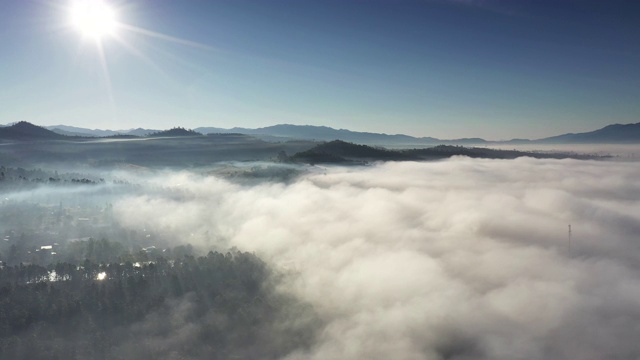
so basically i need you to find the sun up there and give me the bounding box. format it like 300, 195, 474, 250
70, 0, 118, 40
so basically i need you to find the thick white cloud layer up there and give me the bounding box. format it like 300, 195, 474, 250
114, 157, 640, 359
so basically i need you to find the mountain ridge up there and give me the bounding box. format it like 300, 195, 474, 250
539, 122, 640, 143
2, 121, 639, 144
186, 122, 640, 144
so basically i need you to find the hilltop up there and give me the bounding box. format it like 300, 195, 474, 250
0, 122, 68, 140
147, 127, 203, 137
291, 140, 413, 164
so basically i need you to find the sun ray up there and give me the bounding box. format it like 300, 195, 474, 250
111, 36, 176, 83
96, 41, 116, 116
119, 24, 219, 52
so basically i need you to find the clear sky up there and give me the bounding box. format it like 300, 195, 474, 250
1, 0, 639, 140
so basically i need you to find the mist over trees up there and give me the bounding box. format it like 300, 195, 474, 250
1, 146, 640, 359
0, 246, 320, 359
0, 163, 323, 360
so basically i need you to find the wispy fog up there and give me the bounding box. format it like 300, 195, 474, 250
485, 143, 640, 158
106, 157, 640, 359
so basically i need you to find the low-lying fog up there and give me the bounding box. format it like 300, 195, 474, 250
486, 143, 640, 158
112, 157, 640, 359
4, 156, 640, 359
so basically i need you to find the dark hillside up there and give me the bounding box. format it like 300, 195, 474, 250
0, 121, 69, 140
292, 140, 414, 164
290, 142, 603, 164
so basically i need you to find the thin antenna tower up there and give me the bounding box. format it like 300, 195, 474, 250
568, 224, 572, 254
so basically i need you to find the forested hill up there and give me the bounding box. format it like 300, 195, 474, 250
0, 122, 69, 140
288, 141, 602, 164
147, 127, 203, 137
291, 140, 413, 163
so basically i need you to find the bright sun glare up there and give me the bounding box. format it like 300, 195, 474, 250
70, 0, 117, 39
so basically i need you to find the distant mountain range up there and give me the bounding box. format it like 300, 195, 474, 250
193, 124, 482, 145
0, 121, 638, 144
192, 122, 640, 145
537, 123, 640, 144
46, 125, 159, 137
0, 122, 204, 141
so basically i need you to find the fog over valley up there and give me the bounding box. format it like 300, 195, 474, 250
2, 155, 640, 359
3, 0, 640, 358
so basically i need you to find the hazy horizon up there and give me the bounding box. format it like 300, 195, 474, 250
3, 119, 640, 143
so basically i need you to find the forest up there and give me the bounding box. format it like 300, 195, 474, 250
0, 243, 320, 359
0, 163, 320, 359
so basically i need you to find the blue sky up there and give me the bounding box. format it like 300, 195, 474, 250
0, 0, 639, 140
